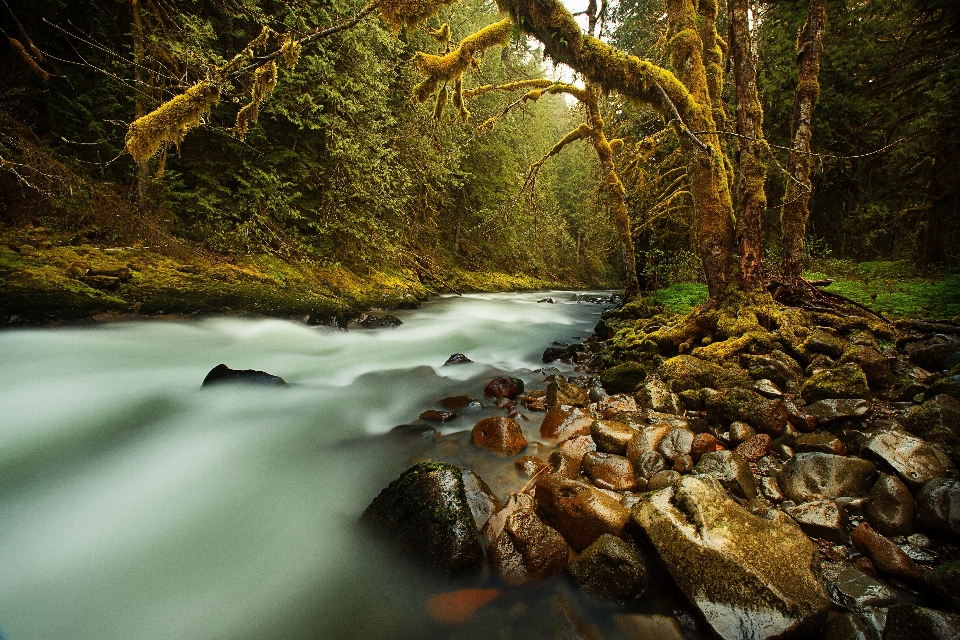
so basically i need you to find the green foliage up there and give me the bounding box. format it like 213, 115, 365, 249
645, 282, 709, 314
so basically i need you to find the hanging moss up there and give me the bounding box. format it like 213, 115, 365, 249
125, 81, 220, 165
376, 0, 460, 32
234, 60, 278, 141
280, 35, 301, 70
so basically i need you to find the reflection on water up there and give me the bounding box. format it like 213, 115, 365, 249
0, 292, 644, 640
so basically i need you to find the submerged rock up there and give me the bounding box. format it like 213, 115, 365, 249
483, 376, 524, 400
481, 493, 569, 585
472, 416, 527, 456
201, 363, 286, 387
443, 353, 472, 365
631, 475, 830, 640
567, 534, 648, 602
362, 462, 486, 575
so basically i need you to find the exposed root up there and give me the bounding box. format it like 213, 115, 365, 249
766, 276, 890, 324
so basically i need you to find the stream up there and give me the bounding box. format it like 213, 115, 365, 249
0, 291, 677, 640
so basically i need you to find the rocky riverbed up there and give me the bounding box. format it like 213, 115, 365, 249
362, 301, 960, 639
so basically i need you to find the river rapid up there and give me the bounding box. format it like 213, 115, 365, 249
0, 291, 633, 640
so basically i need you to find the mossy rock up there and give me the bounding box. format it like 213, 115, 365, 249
839, 344, 895, 389
926, 375, 960, 403
704, 387, 787, 434
801, 331, 847, 359
800, 362, 871, 403
657, 355, 751, 393
599, 361, 650, 394
618, 298, 656, 320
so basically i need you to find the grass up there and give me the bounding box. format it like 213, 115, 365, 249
644, 282, 709, 315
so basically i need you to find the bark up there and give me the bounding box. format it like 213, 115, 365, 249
782, 0, 826, 279
730, 0, 767, 289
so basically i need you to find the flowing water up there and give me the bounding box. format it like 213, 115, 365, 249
0, 291, 676, 640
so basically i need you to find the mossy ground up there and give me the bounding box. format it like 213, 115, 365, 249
0, 226, 565, 324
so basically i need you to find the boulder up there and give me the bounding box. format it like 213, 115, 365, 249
736, 434, 773, 462
481, 492, 570, 585
694, 450, 759, 499
795, 432, 848, 456
729, 421, 757, 445
615, 614, 685, 640
692, 432, 723, 458
633, 451, 667, 480
801, 363, 871, 403
591, 419, 639, 455
902, 394, 960, 447
905, 335, 958, 372
516, 456, 549, 477
784, 499, 848, 542
534, 475, 630, 552
444, 353, 472, 365
705, 387, 788, 435
546, 375, 589, 408
754, 378, 783, 399
657, 355, 752, 393
600, 361, 649, 394
761, 477, 785, 503
916, 478, 960, 541
540, 406, 593, 442
419, 409, 457, 423
648, 469, 682, 491
850, 522, 921, 581
634, 376, 681, 414
483, 376, 524, 400
673, 454, 695, 473
862, 430, 946, 490
631, 475, 830, 640
548, 450, 581, 479
557, 434, 596, 461
472, 416, 527, 456
657, 428, 694, 462
461, 469, 502, 529
440, 395, 482, 410
806, 398, 872, 425
920, 561, 960, 614
839, 345, 895, 389
356, 313, 402, 329
362, 462, 486, 575
567, 534, 648, 602
776, 453, 876, 503
804, 331, 847, 359
201, 363, 286, 386
926, 375, 960, 403
542, 346, 569, 363
625, 426, 673, 461
866, 473, 915, 537
881, 604, 960, 640
823, 612, 872, 640
582, 452, 636, 491
596, 393, 639, 418
741, 352, 803, 390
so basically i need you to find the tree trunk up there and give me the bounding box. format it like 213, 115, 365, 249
782, 0, 826, 279
730, 0, 767, 290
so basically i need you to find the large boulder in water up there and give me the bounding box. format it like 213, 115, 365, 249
201, 364, 286, 387
534, 475, 630, 552
631, 475, 830, 640
480, 492, 569, 585
362, 462, 487, 575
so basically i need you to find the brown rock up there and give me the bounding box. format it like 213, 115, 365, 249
473, 416, 527, 456
582, 452, 636, 491
557, 434, 596, 461
597, 393, 639, 419
850, 522, 921, 581
736, 433, 773, 462
520, 391, 547, 412
866, 473, 915, 537
691, 432, 723, 458
647, 470, 681, 491
590, 419, 638, 455
440, 395, 481, 410
540, 406, 593, 442
853, 556, 878, 578
625, 426, 672, 462
729, 421, 757, 445
484, 376, 524, 400
633, 451, 667, 480
795, 432, 848, 456
784, 500, 848, 542
534, 475, 630, 552
547, 375, 589, 408
673, 454, 695, 473
419, 409, 457, 423
481, 493, 570, 585
567, 534, 648, 601
548, 450, 581, 479
657, 427, 694, 462
516, 456, 549, 477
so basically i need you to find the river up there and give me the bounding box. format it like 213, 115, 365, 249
0, 291, 651, 640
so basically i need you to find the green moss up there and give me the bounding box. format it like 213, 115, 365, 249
645, 282, 709, 314
658, 354, 751, 392
800, 362, 871, 403
599, 361, 649, 393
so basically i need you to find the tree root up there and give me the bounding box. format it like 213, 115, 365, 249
766, 276, 889, 324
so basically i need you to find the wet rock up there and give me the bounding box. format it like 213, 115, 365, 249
927, 375, 960, 403
906, 334, 959, 372
729, 421, 757, 445
483, 376, 524, 400
806, 398, 872, 425
692, 432, 723, 458
632, 475, 830, 640
761, 476, 785, 503
823, 612, 872, 640
600, 361, 649, 394
657, 428, 694, 462
802, 363, 871, 403
673, 454, 695, 473
863, 430, 947, 490
658, 355, 752, 392
547, 375, 589, 408
201, 363, 286, 386
558, 434, 597, 461
597, 393, 639, 419
705, 387, 788, 435
853, 556, 879, 578
472, 416, 527, 456
805, 330, 848, 359
882, 604, 960, 640
634, 376, 681, 414
520, 391, 548, 412
736, 434, 773, 462
481, 493, 570, 585
807, 353, 837, 375
776, 453, 876, 503
916, 478, 960, 540
425, 588, 501, 625
615, 614, 685, 640
825, 564, 902, 610
625, 425, 673, 461
567, 534, 648, 602
920, 560, 960, 614
754, 378, 783, 399
741, 352, 803, 390
902, 395, 960, 447
634, 451, 667, 480
542, 346, 569, 363
440, 395, 481, 410
356, 313, 402, 329
785, 500, 848, 542
796, 432, 848, 455
362, 462, 486, 575
444, 353, 472, 365
694, 450, 759, 499
851, 522, 921, 581
548, 450, 581, 479
516, 456, 549, 477
591, 419, 639, 455
534, 475, 630, 552
785, 398, 820, 431
582, 452, 636, 491
888, 363, 936, 402
866, 473, 916, 537
840, 345, 895, 389
540, 406, 593, 442
419, 409, 457, 423
462, 469, 501, 529
647, 470, 682, 491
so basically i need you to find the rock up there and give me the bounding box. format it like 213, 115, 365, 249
444, 353, 472, 365
516, 456, 549, 477
600, 361, 649, 394
548, 450, 581, 479
881, 604, 960, 640
806, 398, 872, 424
866, 473, 916, 537
542, 346, 569, 363
694, 450, 759, 499
481, 492, 570, 585
657, 428, 694, 462
591, 419, 639, 455
567, 534, 648, 602
88, 265, 132, 281
729, 421, 757, 445
425, 588, 501, 625
916, 478, 960, 540
840, 345, 895, 389
801, 363, 871, 403
81, 274, 121, 290
461, 469, 501, 529
736, 434, 773, 462
634, 377, 681, 414
419, 409, 457, 422
906, 334, 958, 372
784, 500, 848, 542
902, 394, 960, 447
582, 452, 636, 491
540, 406, 593, 442
643, 409, 691, 430
850, 522, 921, 581
472, 416, 527, 456
761, 476, 785, 503
440, 395, 481, 410
920, 560, 960, 614
741, 352, 803, 390
795, 432, 848, 455
754, 378, 783, 399
596, 393, 639, 418
547, 375, 589, 408
538, 297, 556, 303
356, 313, 402, 329
534, 475, 630, 552
776, 453, 876, 503
483, 376, 524, 399
807, 354, 837, 375
785, 398, 820, 431
805, 330, 848, 359
615, 614, 685, 640
706, 387, 788, 435
520, 391, 548, 412
625, 425, 673, 461
823, 612, 872, 640
634, 451, 667, 480
631, 475, 830, 640
647, 469, 681, 491
673, 454, 695, 473
201, 363, 286, 386
558, 434, 597, 461
863, 430, 947, 490
692, 432, 723, 458
362, 462, 486, 575
927, 375, 960, 403
658, 355, 752, 392
825, 564, 902, 610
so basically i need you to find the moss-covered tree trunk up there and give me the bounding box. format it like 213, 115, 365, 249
782, 0, 826, 279
730, 0, 768, 290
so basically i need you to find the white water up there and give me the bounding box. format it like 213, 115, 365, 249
0, 292, 610, 640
